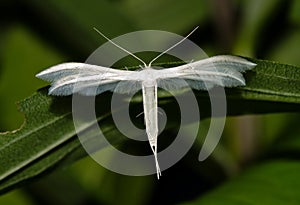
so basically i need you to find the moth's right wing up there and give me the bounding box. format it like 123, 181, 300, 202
157, 55, 256, 91
36, 63, 139, 96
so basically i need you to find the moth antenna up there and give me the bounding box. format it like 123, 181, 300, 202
148, 26, 199, 67
93, 28, 147, 68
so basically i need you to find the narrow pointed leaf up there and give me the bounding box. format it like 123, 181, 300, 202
0, 57, 300, 194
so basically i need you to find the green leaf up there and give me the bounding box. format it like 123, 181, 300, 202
0, 57, 300, 194
0, 89, 121, 194
0, 89, 79, 193
180, 160, 300, 205
227, 58, 300, 104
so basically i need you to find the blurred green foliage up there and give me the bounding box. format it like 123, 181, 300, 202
0, 0, 300, 205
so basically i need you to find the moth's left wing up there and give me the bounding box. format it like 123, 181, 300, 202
36, 62, 138, 96
157, 55, 256, 91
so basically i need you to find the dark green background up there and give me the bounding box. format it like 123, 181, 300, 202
1, 0, 300, 205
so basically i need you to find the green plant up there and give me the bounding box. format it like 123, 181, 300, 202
1, 0, 300, 205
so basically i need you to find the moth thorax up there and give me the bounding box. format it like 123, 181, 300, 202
142, 80, 156, 87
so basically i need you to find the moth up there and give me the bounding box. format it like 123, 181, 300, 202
36, 28, 256, 178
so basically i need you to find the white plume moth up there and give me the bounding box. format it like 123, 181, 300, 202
36, 27, 256, 179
